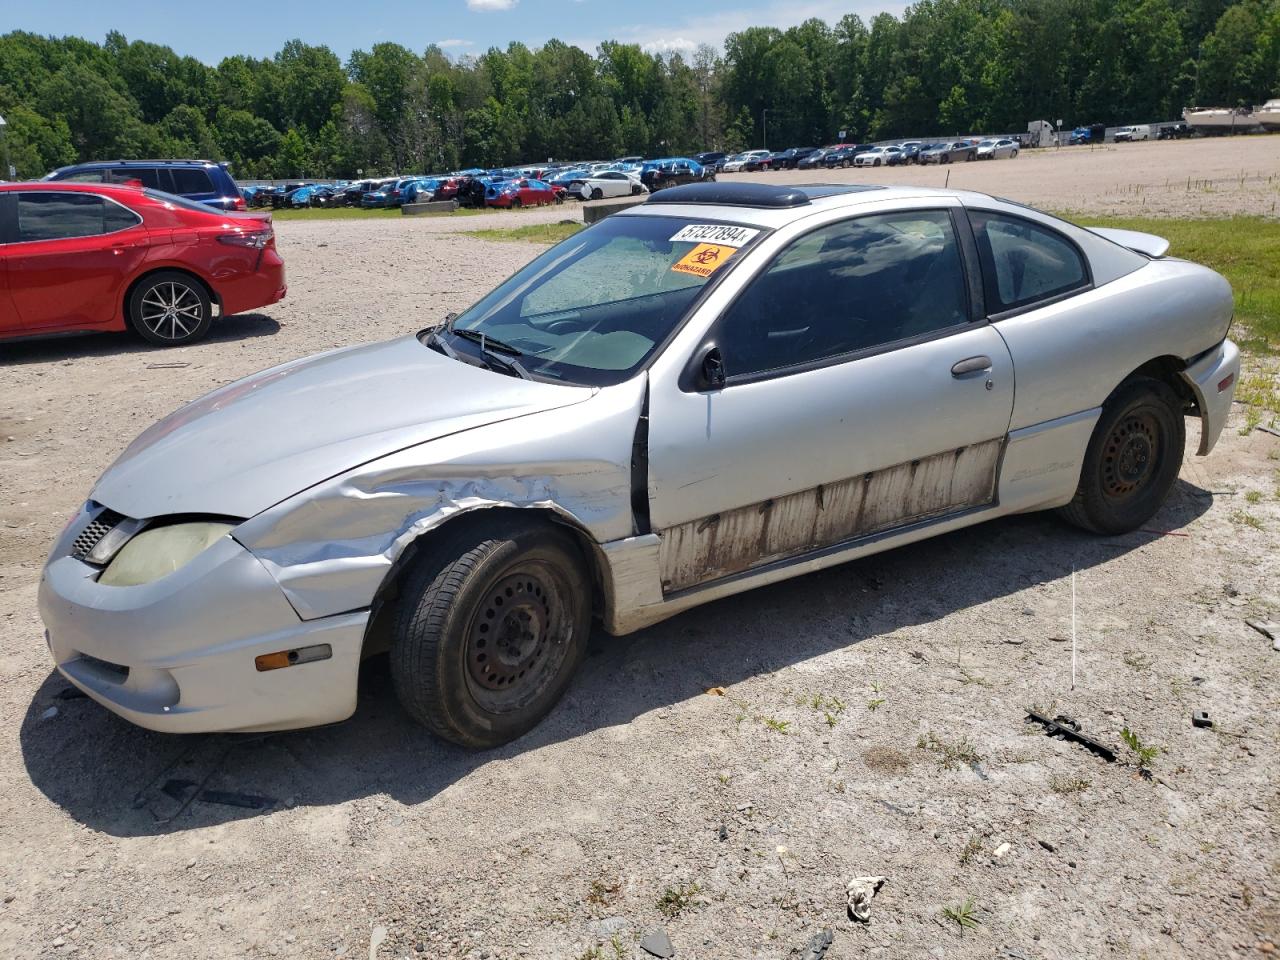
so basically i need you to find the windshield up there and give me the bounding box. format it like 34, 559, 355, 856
427, 214, 765, 387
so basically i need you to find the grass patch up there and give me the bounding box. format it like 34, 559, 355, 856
1050, 774, 1091, 795
1061, 215, 1280, 355
656, 882, 701, 918
1121, 726, 1160, 771
463, 221, 585, 244
942, 897, 982, 933
917, 732, 983, 770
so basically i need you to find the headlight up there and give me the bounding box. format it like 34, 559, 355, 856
98, 522, 235, 587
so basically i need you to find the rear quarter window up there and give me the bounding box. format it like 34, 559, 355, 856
969, 211, 1089, 314
169, 168, 216, 194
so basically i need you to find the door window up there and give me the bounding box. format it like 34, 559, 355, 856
717, 210, 970, 379
169, 168, 216, 194
968, 211, 1088, 313
108, 167, 167, 190
16, 192, 140, 242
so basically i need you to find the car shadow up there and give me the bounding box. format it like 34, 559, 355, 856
0, 313, 280, 366
19, 480, 1213, 837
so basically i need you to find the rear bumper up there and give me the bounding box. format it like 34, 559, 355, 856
1182, 338, 1241, 455
217, 254, 286, 316
38, 532, 364, 733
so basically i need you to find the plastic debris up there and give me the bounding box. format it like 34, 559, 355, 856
368, 924, 387, 960
1192, 710, 1214, 729
795, 929, 834, 960
40, 706, 58, 720
846, 876, 886, 922
640, 928, 675, 958
1025, 710, 1116, 762
993, 842, 1011, 858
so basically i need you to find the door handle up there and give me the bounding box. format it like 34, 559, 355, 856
951, 355, 993, 377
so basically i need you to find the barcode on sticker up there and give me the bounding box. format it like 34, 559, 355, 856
668, 224, 761, 247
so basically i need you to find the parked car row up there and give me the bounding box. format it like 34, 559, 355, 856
713, 136, 1019, 172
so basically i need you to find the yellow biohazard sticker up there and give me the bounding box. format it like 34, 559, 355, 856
671, 243, 736, 278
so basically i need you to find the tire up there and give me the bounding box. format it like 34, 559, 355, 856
591, 187, 603, 200
390, 519, 591, 748
842, 160, 849, 168
1058, 378, 1186, 535
128, 271, 213, 346
1011, 149, 1019, 158
873, 158, 881, 167
511, 198, 522, 209
631, 184, 642, 196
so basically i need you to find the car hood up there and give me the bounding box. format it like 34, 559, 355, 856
92, 335, 594, 520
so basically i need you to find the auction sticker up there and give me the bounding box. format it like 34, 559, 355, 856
671, 243, 737, 278
669, 224, 760, 247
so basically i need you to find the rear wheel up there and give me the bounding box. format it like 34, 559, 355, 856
511, 197, 522, 209
1059, 378, 1186, 535
390, 520, 590, 748
128, 271, 212, 346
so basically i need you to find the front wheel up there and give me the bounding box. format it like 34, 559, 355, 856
1058, 378, 1186, 535
591, 187, 604, 200
390, 520, 591, 748
631, 184, 642, 195
128, 271, 212, 346
510, 198, 522, 209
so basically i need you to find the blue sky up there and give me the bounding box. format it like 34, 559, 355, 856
9, 0, 905, 64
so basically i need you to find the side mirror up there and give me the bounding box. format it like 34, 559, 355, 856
699, 345, 726, 391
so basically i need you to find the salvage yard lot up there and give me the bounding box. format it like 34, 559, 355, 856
1, 138, 1279, 959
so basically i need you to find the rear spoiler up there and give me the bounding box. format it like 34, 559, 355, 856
1085, 226, 1170, 258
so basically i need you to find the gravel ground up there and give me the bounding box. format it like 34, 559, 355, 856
727, 135, 1280, 219
1, 138, 1279, 960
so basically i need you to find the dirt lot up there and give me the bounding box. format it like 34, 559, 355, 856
1, 137, 1279, 960
727, 135, 1280, 219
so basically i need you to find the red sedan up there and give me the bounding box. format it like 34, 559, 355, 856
0, 182, 286, 347
484, 178, 563, 209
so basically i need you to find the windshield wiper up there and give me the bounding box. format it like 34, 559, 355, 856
448, 326, 526, 357
446, 326, 532, 380
424, 329, 460, 360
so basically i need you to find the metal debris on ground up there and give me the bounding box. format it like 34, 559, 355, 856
1025, 710, 1117, 762
145, 362, 191, 369
1192, 710, 1214, 729
1256, 424, 1280, 438
793, 928, 834, 960
640, 927, 675, 958
845, 876, 886, 922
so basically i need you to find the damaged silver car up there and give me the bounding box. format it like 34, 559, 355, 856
39, 182, 1239, 747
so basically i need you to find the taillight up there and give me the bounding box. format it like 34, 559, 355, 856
218, 230, 272, 249
231, 196, 247, 210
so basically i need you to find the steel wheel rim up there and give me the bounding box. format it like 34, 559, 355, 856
464, 561, 573, 714
139, 282, 202, 341
1101, 410, 1161, 498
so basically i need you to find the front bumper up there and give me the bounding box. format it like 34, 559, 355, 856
38, 526, 366, 734
1182, 337, 1241, 455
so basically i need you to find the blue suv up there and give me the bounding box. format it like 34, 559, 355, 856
42, 160, 246, 211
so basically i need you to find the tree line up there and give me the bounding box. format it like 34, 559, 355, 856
0, 0, 1276, 180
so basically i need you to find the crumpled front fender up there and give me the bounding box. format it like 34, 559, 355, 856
234, 380, 646, 621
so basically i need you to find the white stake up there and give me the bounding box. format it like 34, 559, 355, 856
1071, 567, 1077, 691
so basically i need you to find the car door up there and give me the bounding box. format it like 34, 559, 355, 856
646, 203, 1015, 594
0, 192, 20, 334
6, 191, 146, 330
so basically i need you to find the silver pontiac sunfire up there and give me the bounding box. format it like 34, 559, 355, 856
40, 182, 1239, 748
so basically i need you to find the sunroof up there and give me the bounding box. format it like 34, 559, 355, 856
646, 181, 884, 208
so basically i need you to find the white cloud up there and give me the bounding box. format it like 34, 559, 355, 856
435, 38, 475, 48
567, 0, 907, 55
466, 0, 516, 10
